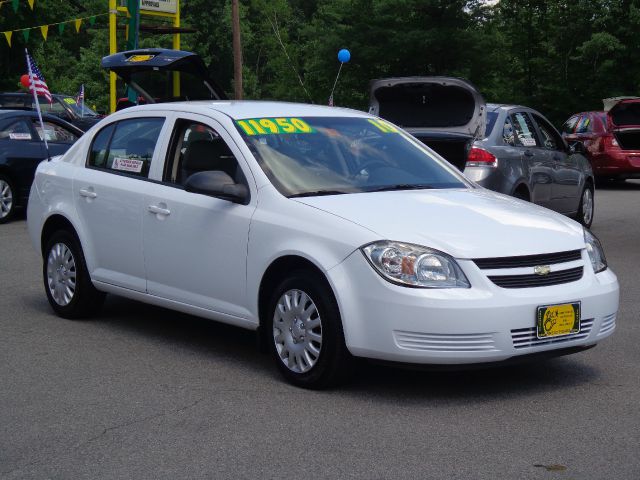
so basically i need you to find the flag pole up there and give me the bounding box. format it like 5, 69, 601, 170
25, 48, 50, 161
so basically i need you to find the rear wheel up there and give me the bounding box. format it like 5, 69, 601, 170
575, 184, 594, 228
43, 230, 105, 319
266, 270, 353, 389
0, 175, 15, 224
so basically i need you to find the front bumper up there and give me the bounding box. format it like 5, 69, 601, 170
328, 251, 619, 365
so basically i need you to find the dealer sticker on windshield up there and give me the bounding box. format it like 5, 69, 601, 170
235, 118, 315, 135
112, 157, 144, 173
367, 118, 399, 133
127, 54, 156, 63
536, 302, 580, 338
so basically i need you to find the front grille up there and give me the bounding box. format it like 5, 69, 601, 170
488, 267, 583, 288
598, 313, 616, 336
511, 319, 593, 349
393, 331, 497, 352
473, 250, 582, 269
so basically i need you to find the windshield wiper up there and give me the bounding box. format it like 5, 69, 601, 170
288, 190, 351, 198
364, 184, 436, 193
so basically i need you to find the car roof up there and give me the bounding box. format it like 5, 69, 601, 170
115, 100, 372, 120
486, 103, 532, 112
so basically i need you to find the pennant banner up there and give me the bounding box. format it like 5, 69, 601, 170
22, 29, 29, 42
3, 31, 12, 47
27, 0, 34, 9
40, 25, 48, 41
58, 23, 65, 35
74, 18, 82, 33
12, 0, 18, 13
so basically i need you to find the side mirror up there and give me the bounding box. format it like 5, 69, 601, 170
569, 141, 586, 155
184, 170, 249, 204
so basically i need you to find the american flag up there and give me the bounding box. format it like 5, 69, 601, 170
26, 52, 52, 103
76, 84, 84, 104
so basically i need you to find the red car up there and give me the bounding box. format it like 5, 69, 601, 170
562, 97, 640, 181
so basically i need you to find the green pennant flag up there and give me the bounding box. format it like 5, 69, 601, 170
12, 0, 19, 13
58, 23, 65, 35
22, 29, 29, 42
89, 16, 96, 26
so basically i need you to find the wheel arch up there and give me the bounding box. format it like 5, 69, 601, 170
257, 255, 334, 332
511, 181, 531, 200
40, 213, 81, 258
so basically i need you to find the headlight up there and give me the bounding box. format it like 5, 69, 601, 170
361, 241, 470, 288
584, 228, 607, 273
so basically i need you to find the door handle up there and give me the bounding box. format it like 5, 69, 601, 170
524, 150, 534, 157
148, 204, 171, 216
79, 188, 97, 199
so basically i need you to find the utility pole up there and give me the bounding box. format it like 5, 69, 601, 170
232, 0, 243, 100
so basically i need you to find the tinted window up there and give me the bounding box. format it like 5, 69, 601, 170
0, 120, 33, 140
533, 114, 564, 151
484, 111, 499, 138
511, 112, 538, 147
235, 116, 466, 197
87, 118, 164, 177
562, 115, 579, 134
165, 120, 242, 185
0, 95, 27, 109
33, 120, 78, 143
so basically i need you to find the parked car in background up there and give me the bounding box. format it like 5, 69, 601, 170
369, 80, 596, 227
562, 97, 640, 182
0, 110, 82, 223
27, 101, 618, 388
463, 104, 595, 227
0, 92, 102, 132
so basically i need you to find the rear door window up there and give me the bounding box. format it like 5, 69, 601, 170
562, 115, 579, 135
511, 112, 539, 147
0, 119, 33, 140
87, 118, 164, 177
575, 115, 592, 134
32, 120, 78, 143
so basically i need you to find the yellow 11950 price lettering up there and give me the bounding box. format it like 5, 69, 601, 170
236, 117, 315, 135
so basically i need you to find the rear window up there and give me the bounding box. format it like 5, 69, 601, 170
484, 111, 499, 138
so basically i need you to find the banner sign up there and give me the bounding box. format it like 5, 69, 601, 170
140, 0, 177, 14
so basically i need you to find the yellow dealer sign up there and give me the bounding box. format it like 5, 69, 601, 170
140, 0, 177, 14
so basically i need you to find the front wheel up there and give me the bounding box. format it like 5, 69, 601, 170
575, 184, 594, 228
0, 175, 16, 224
43, 230, 105, 319
266, 270, 353, 389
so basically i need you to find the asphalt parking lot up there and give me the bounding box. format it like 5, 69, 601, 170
1, 182, 639, 480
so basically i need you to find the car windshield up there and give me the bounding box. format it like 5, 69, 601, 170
235, 116, 468, 197
59, 96, 98, 117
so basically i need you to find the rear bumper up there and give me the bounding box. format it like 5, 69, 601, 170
592, 150, 640, 177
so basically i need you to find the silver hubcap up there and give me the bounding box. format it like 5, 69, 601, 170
273, 289, 322, 373
46, 243, 76, 306
582, 188, 593, 225
0, 180, 12, 218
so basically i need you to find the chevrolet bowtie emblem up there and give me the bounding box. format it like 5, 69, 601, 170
534, 265, 551, 276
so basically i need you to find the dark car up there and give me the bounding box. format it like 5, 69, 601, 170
562, 97, 640, 182
0, 92, 102, 132
0, 110, 82, 223
368, 79, 595, 226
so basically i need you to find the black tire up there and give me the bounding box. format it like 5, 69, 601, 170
575, 183, 595, 228
0, 174, 16, 224
43, 230, 105, 319
265, 269, 354, 389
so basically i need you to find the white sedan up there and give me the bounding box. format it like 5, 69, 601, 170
27, 101, 619, 388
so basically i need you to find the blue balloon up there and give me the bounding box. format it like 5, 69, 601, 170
338, 49, 351, 63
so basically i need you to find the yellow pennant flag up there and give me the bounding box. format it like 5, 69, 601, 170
3, 31, 12, 47
40, 25, 48, 41
74, 18, 82, 33
27, 0, 34, 10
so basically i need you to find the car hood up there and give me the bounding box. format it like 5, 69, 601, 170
294, 189, 585, 259
368, 77, 486, 139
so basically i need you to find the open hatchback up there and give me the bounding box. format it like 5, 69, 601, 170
369, 77, 486, 170
101, 48, 227, 108
603, 96, 640, 150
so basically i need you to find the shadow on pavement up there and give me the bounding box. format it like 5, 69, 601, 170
596, 179, 640, 191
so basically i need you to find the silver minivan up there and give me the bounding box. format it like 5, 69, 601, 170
369, 78, 595, 227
